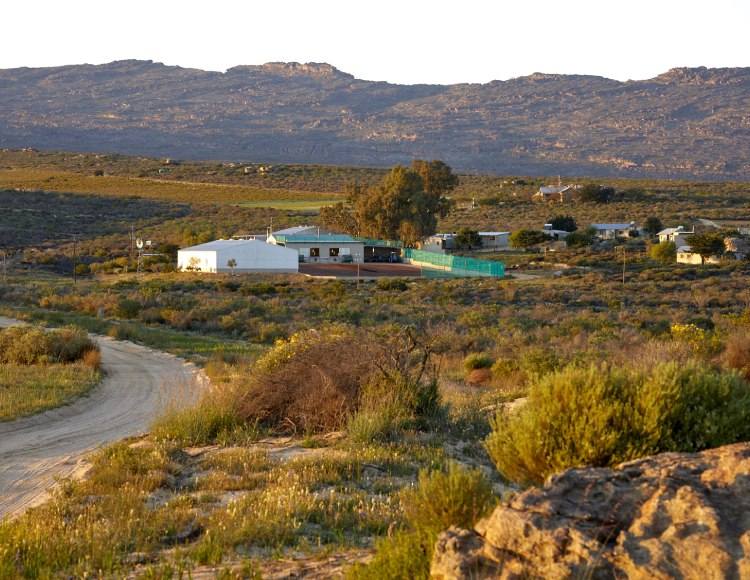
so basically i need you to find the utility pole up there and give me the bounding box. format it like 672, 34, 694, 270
620, 245, 626, 284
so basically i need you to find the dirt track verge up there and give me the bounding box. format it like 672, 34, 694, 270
0, 317, 206, 519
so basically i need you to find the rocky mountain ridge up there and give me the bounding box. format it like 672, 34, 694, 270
0, 60, 748, 179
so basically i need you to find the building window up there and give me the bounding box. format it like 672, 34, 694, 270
310, 248, 320, 257
329, 248, 339, 257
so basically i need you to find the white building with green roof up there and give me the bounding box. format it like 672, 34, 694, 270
268, 230, 365, 263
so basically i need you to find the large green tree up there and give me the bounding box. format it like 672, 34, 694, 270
649, 241, 676, 264
454, 229, 482, 250
320, 160, 457, 247
689, 232, 726, 264
548, 215, 577, 232
510, 229, 550, 251
578, 183, 614, 203
643, 217, 664, 236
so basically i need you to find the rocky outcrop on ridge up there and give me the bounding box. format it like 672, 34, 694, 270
431, 442, 750, 579
1, 61, 749, 179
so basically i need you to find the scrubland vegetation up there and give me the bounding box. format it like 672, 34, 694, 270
2, 150, 750, 576
0, 325, 100, 420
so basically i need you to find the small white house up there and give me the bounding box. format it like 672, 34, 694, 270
541, 224, 571, 241
478, 232, 510, 249
658, 226, 694, 249
676, 245, 721, 265
591, 222, 639, 240
420, 234, 456, 253
178, 239, 299, 273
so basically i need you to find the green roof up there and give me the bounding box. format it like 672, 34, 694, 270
274, 234, 359, 244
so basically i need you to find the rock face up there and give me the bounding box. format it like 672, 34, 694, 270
431, 442, 750, 579
1, 61, 749, 179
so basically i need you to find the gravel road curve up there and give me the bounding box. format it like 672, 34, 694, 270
0, 317, 205, 519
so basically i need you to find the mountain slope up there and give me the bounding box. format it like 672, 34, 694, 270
0, 60, 748, 179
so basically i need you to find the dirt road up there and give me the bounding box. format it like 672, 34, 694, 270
0, 317, 205, 519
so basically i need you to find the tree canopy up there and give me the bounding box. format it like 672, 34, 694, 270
510, 229, 550, 250
454, 229, 482, 250
689, 232, 726, 264
564, 230, 594, 248
578, 183, 614, 203
320, 160, 457, 247
649, 241, 676, 264
643, 217, 664, 236
548, 215, 577, 232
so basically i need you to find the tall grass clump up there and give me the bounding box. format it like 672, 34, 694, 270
348, 462, 495, 580
151, 382, 257, 446
724, 331, 750, 381
347, 372, 442, 444
485, 361, 750, 485
463, 353, 494, 371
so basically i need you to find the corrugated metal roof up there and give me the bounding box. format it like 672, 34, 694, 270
657, 227, 693, 236
592, 223, 635, 230
478, 232, 509, 236
180, 239, 268, 251
274, 234, 359, 244
272, 226, 318, 236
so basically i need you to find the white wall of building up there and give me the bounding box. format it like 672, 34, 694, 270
178, 239, 299, 273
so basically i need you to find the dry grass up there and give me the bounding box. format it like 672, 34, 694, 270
0, 363, 101, 421
724, 331, 750, 381
0, 169, 334, 204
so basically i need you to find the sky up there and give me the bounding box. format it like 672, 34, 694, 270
4, 0, 749, 85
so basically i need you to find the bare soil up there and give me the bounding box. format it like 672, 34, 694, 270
0, 317, 205, 519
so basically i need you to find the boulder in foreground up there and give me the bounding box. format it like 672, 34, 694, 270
431, 442, 750, 579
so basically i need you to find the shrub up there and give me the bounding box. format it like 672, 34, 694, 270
402, 462, 495, 538
150, 385, 257, 446
349, 462, 495, 580
491, 357, 519, 376
240, 326, 443, 436
485, 362, 750, 486
466, 368, 492, 385
462, 352, 494, 371
649, 241, 676, 264
238, 329, 377, 433
519, 348, 562, 376
347, 372, 443, 444
376, 278, 408, 291
0, 325, 98, 365
725, 332, 750, 381
115, 298, 142, 319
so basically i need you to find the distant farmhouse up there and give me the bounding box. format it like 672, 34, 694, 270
419, 231, 509, 253
658, 226, 694, 249
591, 222, 640, 240
534, 186, 574, 203
541, 224, 571, 241
676, 233, 748, 265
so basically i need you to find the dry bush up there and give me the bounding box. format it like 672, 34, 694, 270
724, 331, 750, 381
466, 368, 492, 385
237, 329, 378, 433
82, 349, 101, 371
610, 336, 697, 371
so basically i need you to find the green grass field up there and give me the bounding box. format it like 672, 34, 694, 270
0, 363, 100, 421
234, 198, 343, 211
0, 170, 333, 205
